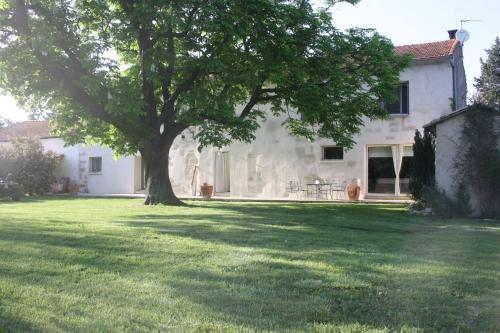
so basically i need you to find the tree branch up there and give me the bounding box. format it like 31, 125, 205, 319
153, 4, 199, 42
118, 0, 158, 128
138, 27, 158, 127
239, 85, 280, 119
166, 68, 201, 109
13, 0, 142, 138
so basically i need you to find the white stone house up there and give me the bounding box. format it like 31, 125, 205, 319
168, 31, 467, 199
0, 31, 467, 200
0, 121, 144, 194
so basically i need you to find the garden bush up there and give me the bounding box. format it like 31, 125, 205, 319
422, 185, 472, 218
0, 138, 59, 195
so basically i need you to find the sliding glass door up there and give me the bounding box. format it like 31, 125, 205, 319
367, 145, 413, 196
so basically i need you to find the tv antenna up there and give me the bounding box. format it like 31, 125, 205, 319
460, 19, 481, 29
456, 19, 480, 44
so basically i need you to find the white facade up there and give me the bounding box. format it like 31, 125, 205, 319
169, 58, 460, 199
24, 139, 141, 195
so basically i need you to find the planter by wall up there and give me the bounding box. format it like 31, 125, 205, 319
68, 184, 80, 195
347, 179, 361, 201
200, 183, 213, 199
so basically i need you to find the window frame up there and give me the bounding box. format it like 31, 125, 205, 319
321, 146, 344, 162
89, 156, 102, 174
384, 82, 409, 116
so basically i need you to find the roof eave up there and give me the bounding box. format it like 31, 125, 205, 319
423, 106, 471, 129
409, 55, 452, 66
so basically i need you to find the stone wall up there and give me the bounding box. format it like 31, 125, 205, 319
168, 60, 456, 198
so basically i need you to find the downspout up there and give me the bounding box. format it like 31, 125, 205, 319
450, 56, 456, 111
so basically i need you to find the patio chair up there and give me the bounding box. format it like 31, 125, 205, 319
331, 180, 347, 200
286, 181, 309, 199
286, 180, 299, 193
317, 183, 332, 200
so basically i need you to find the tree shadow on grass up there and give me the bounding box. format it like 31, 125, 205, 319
117, 205, 500, 332
0, 313, 43, 333
160, 248, 499, 332
1, 199, 498, 331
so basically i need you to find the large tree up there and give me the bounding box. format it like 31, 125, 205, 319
474, 37, 500, 108
0, 0, 408, 205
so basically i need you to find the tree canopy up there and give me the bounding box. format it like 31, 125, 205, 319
474, 37, 500, 108
0, 0, 408, 204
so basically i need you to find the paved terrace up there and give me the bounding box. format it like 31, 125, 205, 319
78, 193, 413, 204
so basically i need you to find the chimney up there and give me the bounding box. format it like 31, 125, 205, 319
448, 29, 458, 40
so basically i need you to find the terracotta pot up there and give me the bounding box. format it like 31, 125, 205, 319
68, 184, 80, 195
200, 183, 213, 199
347, 184, 360, 201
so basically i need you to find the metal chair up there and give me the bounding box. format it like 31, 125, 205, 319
287, 181, 309, 199
317, 183, 332, 200
331, 180, 347, 200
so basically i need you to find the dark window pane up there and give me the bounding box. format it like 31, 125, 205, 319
323, 147, 343, 160
401, 83, 409, 114
368, 157, 396, 194
399, 156, 413, 194
90, 157, 102, 173
385, 83, 409, 114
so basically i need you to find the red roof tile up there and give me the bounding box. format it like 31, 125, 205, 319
395, 39, 459, 60
0, 121, 52, 141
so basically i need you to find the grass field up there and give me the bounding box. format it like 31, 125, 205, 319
0, 197, 499, 332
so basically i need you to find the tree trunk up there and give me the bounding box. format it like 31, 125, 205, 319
142, 138, 182, 205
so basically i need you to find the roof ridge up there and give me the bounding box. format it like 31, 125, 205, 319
395, 39, 455, 48
394, 39, 459, 60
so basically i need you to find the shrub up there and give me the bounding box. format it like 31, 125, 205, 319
0, 147, 14, 178
455, 104, 500, 218
409, 129, 435, 201
423, 184, 472, 218
1, 138, 59, 195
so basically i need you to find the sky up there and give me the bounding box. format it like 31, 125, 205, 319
1, 0, 499, 123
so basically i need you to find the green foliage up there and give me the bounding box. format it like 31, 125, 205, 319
0, 146, 14, 177
474, 37, 500, 108
0, 0, 408, 152
409, 129, 435, 201
422, 184, 472, 218
0, 138, 59, 195
455, 104, 500, 218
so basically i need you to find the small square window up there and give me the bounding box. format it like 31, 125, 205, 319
322, 146, 343, 160
89, 157, 102, 173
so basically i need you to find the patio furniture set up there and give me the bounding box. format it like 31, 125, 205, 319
286, 180, 348, 200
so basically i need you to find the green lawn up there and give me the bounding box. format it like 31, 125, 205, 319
0, 198, 499, 333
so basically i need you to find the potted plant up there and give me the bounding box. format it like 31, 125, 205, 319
200, 183, 213, 199
347, 178, 361, 201
68, 183, 80, 195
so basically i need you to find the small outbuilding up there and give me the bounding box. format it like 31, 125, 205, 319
424, 105, 500, 217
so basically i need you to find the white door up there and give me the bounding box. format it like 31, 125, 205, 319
215, 152, 230, 193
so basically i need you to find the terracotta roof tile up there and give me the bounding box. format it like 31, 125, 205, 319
0, 120, 52, 141
395, 39, 459, 60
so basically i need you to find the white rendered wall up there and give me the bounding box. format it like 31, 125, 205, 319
434, 115, 464, 198
79, 145, 136, 194
169, 60, 455, 199
40, 138, 80, 183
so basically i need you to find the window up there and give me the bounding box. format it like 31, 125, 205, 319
367, 145, 414, 195
322, 146, 343, 161
384, 82, 409, 115
89, 157, 102, 173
